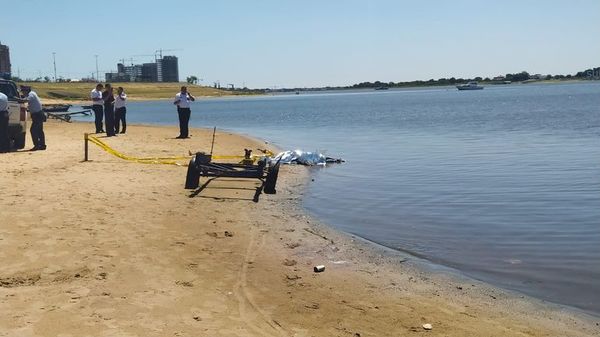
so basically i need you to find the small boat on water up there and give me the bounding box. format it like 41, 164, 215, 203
456, 82, 484, 90
374, 86, 389, 90
43, 104, 72, 112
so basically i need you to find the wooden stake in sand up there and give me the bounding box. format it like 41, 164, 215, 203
84, 133, 89, 161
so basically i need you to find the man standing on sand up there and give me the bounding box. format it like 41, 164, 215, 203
173, 86, 195, 139
0, 92, 9, 153
114, 86, 127, 134
19, 85, 46, 151
90, 83, 104, 133
102, 83, 116, 137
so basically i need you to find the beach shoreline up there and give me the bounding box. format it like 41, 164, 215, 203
1, 121, 598, 336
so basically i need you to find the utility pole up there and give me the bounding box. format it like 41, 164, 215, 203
94, 54, 99, 81
52, 52, 57, 82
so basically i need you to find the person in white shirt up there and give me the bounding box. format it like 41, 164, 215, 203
90, 83, 104, 133
0, 92, 9, 153
114, 86, 127, 134
173, 86, 195, 138
19, 85, 46, 151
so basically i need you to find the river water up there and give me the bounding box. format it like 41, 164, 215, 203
75, 82, 600, 314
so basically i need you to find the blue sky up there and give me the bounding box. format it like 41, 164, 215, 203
2, 0, 599, 88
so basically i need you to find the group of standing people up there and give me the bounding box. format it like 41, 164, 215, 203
91, 83, 127, 136
90, 84, 195, 139
2, 82, 195, 153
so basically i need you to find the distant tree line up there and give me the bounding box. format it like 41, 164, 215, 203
348, 66, 600, 89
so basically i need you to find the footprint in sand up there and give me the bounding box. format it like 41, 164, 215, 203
206, 231, 234, 238
283, 259, 297, 266
175, 280, 194, 287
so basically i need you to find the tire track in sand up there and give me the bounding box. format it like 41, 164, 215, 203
234, 228, 288, 337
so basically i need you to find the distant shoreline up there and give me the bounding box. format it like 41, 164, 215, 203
20, 78, 597, 105
15, 81, 260, 105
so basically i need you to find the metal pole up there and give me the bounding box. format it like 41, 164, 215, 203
210, 127, 216, 155
52, 52, 57, 82
94, 55, 99, 81
84, 133, 89, 161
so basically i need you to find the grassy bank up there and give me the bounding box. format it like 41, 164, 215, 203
16, 82, 252, 101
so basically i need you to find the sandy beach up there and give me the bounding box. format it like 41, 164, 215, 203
1, 121, 598, 337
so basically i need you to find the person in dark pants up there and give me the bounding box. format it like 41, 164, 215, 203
30, 113, 46, 150
20, 86, 46, 151
114, 86, 127, 134
102, 84, 116, 137
90, 83, 104, 133
173, 86, 195, 138
0, 92, 9, 153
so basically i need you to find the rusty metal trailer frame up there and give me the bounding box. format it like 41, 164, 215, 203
46, 109, 91, 122
184, 152, 281, 194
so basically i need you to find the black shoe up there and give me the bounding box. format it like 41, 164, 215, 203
120, 131, 126, 134
38, 145, 47, 150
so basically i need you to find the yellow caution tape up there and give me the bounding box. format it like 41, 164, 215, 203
87, 135, 274, 166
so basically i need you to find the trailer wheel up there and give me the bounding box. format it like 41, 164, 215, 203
13, 132, 26, 149
185, 158, 200, 189
264, 160, 281, 194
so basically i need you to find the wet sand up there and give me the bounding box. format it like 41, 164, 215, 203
0, 121, 598, 336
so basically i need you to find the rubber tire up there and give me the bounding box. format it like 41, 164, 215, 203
264, 161, 280, 194
184, 158, 200, 189
13, 132, 26, 149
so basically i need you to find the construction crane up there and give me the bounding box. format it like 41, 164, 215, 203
118, 58, 135, 66
155, 48, 183, 59
132, 54, 156, 60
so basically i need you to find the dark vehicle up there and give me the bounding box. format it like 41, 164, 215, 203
0, 79, 27, 149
